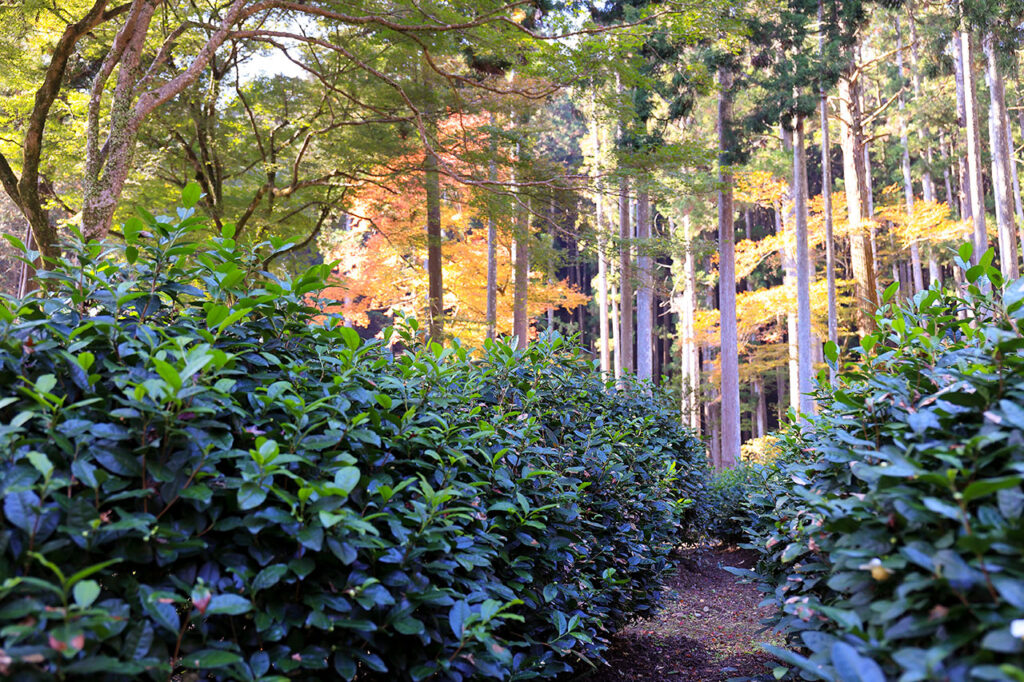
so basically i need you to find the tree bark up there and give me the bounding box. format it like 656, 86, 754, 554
513, 197, 530, 349
425, 148, 444, 342
619, 175, 633, 375
485, 122, 498, 340
819, 0, 838, 386
593, 117, 610, 376
680, 210, 701, 433
717, 64, 739, 469
897, 17, 924, 293
636, 186, 653, 384
793, 116, 814, 418
960, 29, 988, 262
984, 33, 1020, 278
837, 44, 879, 336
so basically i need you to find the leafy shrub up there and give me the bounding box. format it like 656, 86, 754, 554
743, 248, 1024, 681
703, 463, 774, 543
0, 196, 706, 681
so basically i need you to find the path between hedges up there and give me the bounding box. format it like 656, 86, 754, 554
572, 546, 782, 682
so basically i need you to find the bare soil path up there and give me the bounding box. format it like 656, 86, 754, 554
573, 545, 781, 682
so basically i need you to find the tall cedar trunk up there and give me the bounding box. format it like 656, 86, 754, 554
837, 45, 879, 336
593, 116, 610, 376
513, 198, 530, 348
682, 212, 700, 433
984, 34, 1020, 278
780, 128, 799, 415
776, 344, 787, 423
717, 64, 739, 469
611, 291, 622, 382
1006, 107, 1024, 237
960, 30, 988, 262
897, 18, 925, 293
754, 376, 767, 437
907, 7, 936, 202
636, 187, 653, 384
619, 176, 633, 374
793, 116, 814, 418
819, 0, 838, 386
424, 148, 444, 342
485, 122, 498, 340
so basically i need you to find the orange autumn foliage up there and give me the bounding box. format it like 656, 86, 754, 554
318, 113, 586, 346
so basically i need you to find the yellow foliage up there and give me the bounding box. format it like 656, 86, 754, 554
740, 434, 786, 464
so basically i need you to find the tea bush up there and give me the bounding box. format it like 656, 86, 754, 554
742, 247, 1024, 681
0, 194, 707, 681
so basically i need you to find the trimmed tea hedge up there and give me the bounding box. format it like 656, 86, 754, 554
0, 196, 707, 681
742, 248, 1024, 681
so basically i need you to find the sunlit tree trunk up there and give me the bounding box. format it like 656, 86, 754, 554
636, 187, 653, 384
619, 176, 633, 375
680, 210, 700, 433
897, 18, 924, 293
907, 7, 936, 202
611, 291, 622, 382
485, 121, 498, 341
513, 197, 530, 348
717, 63, 739, 469
593, 117, 610, 376
754, 377, 767, 438
984, 33, 1020, 278
793, 116, 814, 418
425, 148, 444, 342
960, 29, 988, 263
819, 0, 838, 386
837, 44, 879, 336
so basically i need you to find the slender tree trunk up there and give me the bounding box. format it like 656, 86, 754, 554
513, 197, 530, 348
593, 118, 610, 376
776, 345, 787, 423
984, 33, 1020, 278
717, 64, 739, 469
960, 29, 988, 262
897, 17, 925, 293
612, 290, 622, 382
907, 7, 936, 202
819, 0, 838, 386
837, 45, 879, 336
636, 187, 653, 384
1006, 108, 1024, 234
754, 376, 767, 437
619, 176, 633, 375
424, 148, 444, 342
485, 122, 498, 341
682, 211, 700, 433
793, 116, 814, 418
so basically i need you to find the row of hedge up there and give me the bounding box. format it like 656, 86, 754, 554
733, 249, 1024, 681
0, 198, 708, 681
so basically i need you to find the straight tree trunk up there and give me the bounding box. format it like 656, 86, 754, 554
593, 116, 610, 376
612, 291, 623, 382
897, 17, 925, 293
513, 198, 530, 348
636, 187, 654, 383
793, 116, 814, 418
819, 0, 838, 386
681, 211, 700, 433
907, 7, 936, 202
717, 64, 740, 469
984, 33, 1020, 278
837, 44, 879, 336
960, 29, 988, 262
425, 148, 444, 342
485, 123, 498, 341
754, 376, 767, 438
619, 176, 634, 375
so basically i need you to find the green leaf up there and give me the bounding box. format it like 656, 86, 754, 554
238, 482, 267, 511
221, 222, 237, 239
206, 593, 252, 615
333, 467, 361, 496
922, 497, 962, 521
339, 326, 361, 351
72, 580, 100, 608
958, 241, 974, 263
181, 182, 202, 208
882, 281, 899, 303
184, 649, 243, 669
962, 477, 1023, 503
449, 600, 470, 638
831, 641, 885, 682
122, 621, 154, 660
252, 564, 288, 591
823, 340, 838, 364
27, 451, 53, 478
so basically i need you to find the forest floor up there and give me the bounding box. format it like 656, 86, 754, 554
573, 545, 781, 682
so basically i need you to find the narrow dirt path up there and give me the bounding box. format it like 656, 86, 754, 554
574, 546, 781, 682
